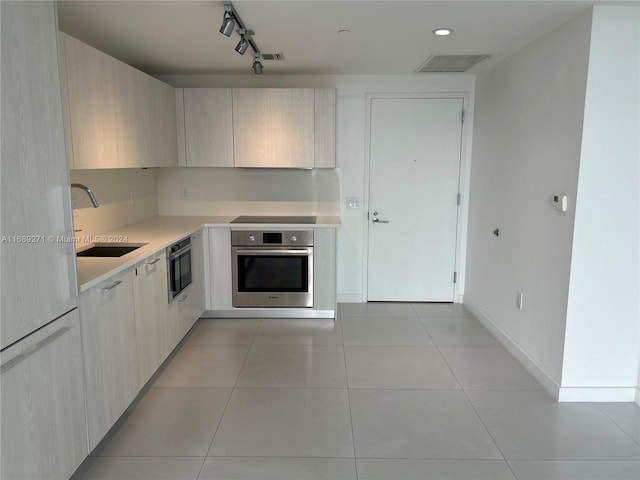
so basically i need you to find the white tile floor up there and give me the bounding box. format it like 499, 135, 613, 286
73, 303, 640, 480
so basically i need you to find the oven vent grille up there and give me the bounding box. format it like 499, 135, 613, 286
416, 54, 491, 73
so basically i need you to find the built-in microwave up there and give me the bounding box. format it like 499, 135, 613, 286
167, 236, 192, 302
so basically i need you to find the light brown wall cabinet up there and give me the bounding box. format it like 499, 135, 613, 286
80, 270, 139, 451
61, 33, 178, 169
179, 88, 336, 168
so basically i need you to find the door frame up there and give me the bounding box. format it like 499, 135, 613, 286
362, 92, 473, 304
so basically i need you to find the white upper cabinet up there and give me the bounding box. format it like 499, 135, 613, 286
314, 88, 337, 168
180, 88, 336, 169
182, 88, 234, 167
61, 33, 178, 169
233, 88, 316, 168
62, 33, 120, 168
1, 0, 78, 349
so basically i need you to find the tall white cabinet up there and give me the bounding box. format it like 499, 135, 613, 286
1, 2, 86, 479
1, 0, 78, 349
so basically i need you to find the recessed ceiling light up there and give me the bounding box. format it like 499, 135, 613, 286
433, 28, 453, 36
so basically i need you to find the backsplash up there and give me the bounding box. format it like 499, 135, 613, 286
156, 168, 340, 216
70, 169, 158, 240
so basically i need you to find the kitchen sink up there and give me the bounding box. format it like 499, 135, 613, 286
76, 243, 147, 258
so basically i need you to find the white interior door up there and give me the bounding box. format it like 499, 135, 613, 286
367, 97, 463, 302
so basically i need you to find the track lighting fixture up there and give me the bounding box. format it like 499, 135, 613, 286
234, 28, 253, 55
235, 35, 249, 55
219, 12, 235, 36
218, 1, 265, 74
252, 53, 263, 74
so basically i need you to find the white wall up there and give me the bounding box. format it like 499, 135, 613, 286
70, 168, 158, 242
560, 5, 640, 402
464, 11, 593, 392
156, 167, 339, 216
158, 74, 476, 302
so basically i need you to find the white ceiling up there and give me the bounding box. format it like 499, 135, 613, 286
57, 1, 614, 76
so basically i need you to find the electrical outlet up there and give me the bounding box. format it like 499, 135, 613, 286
73, 200, 79, 217
516, 292, 524, 311
181, 186, 190, 201
130, 191, 135, 206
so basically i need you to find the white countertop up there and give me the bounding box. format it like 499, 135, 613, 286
75, 215, 340, 292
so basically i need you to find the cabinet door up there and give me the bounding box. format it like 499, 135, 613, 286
314, 89, 336, 168
166, 289, 190, 354
151, 80, 179, 167
80, 270, 139, 451
313, 228, 337, 310
1, 1, 78, 349
183, 88, 234, 167
208, 227, 233, 310
233, 88, 314, 168
62, 33, 120, 169
1, 309, 87, 480
133, 252, 169, 389
189, 229, 206, 320
115, 61, 149, 168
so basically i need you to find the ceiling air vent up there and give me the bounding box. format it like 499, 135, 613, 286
416, 54, 490, 73
261, 53, 286, 61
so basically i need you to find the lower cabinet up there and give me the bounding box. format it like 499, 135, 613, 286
207, 227, 233, 310
166, 229, 206, 350
80, 270, 139, 451
78, 235, 207, 453
0, 309, 87, 480
133, 251, 169, 389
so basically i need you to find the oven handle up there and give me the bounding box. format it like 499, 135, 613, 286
234, 248, 312, 255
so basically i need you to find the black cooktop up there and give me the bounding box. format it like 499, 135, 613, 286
231, 215, 317, 224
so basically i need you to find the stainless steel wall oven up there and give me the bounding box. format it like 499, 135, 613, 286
232, 230, 313, 308
167, 236, 192, 302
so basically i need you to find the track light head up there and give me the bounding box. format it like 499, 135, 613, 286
219, 13, 235, 37
235, 35, 249, 55
252, 54, 263, 74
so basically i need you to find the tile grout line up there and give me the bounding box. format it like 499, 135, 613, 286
593, 403, 640, 447
198, 319, 259, 474
436, 343, 520, 479
340, 312, 360, 480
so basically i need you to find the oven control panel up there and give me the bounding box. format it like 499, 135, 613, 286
231, 230, 314, 247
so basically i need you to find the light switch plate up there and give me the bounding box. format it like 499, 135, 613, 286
346, 197, 359, 210
552, 194, 568, 213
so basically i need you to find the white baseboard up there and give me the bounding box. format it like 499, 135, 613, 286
464, 299, 640, 403
336, 293, 364, 303
464, 299, 561, 400
558, 387, 637, 402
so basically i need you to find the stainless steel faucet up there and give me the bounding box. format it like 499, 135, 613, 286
71, 183, 99, 208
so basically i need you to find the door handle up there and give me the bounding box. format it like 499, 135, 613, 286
372, 218, 389, 224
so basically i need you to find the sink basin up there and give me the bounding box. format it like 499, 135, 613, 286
77, 243, 147, 258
